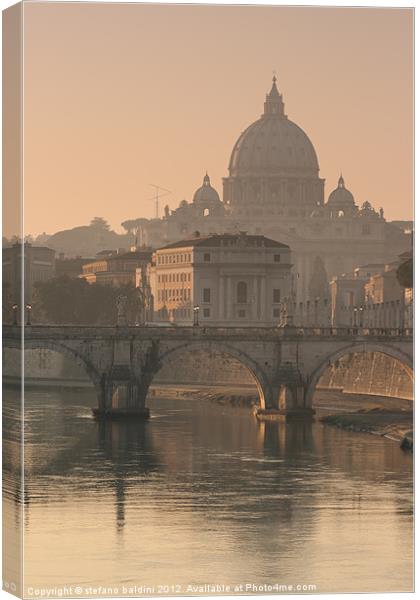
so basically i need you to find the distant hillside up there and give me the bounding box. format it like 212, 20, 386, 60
46, 219, 131, 257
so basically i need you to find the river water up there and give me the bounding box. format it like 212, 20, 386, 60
3, 388, 413, 596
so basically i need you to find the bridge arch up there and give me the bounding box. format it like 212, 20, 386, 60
5, 338, 103, 393
152, 339, 271, 409
306, 342, 413, 406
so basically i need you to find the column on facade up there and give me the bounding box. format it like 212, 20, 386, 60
256, 276, 262, 320
226, 276, 232, 320
252, 276, 258, 321
261, 276, 267, 322
261, 179, 267, 213
218, 275, 224, 322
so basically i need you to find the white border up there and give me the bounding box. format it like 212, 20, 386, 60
0, 2, 415, 600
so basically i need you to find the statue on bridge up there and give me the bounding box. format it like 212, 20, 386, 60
116, 294, 128, 326
136, 263, 154, 326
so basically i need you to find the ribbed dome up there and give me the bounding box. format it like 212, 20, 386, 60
193, 173, 221, 204
327, 175, 355, 207
228, 77, 319, 176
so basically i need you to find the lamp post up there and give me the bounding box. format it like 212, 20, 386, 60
12, 304, 18, 326
193, 305, 200, 327
359, 306, 364, 328
26, 304, 32, 326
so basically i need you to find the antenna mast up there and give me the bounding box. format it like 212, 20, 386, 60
148, 184, 172, 219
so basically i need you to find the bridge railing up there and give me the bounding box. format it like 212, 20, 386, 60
3, 324, 413, 339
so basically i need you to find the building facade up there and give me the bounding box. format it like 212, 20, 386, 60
80, 247, 152, 286
150, 232, 292, 325
132, 77, 411, 303
330, 256, 412, 328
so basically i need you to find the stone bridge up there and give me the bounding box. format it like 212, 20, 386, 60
3, 325, 413, 420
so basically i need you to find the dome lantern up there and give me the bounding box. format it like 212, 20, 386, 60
263, 75, 286, 118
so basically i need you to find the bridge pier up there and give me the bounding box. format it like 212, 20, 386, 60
255, 380, 315, 422
93, 365, 150, 419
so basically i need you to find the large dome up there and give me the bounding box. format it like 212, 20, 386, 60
228, 77, 319, 177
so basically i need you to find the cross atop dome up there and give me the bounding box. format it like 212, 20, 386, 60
264, 74, 286, 118
269, 74, 280, 97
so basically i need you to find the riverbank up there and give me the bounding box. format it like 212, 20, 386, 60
320, 409, 413, 450
315, 388, 413, 450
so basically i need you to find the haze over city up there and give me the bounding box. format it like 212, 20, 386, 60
15, 3, 413, 238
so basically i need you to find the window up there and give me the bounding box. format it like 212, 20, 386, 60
238, 309, 246, 318
203, 288, 211, 303
362, 224, 371, 235
203, 208, 210, 217
274, 254, 280, 262
237, 281, 247, 303
273, 288, 281, 303
203, 308, 210, 318
273, 308, 280, 318
204, 253, 211, 262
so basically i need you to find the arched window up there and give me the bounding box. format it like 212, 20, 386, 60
237, 281, 247, 304
203, 208, 210, 217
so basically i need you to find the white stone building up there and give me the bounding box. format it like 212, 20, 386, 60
150, 232, 292, 325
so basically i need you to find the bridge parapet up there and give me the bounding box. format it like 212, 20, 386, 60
3, 324, 413, 342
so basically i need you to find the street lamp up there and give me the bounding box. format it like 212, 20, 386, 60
359, 306, 364, 328
193, 305, 200, 327
12, 304, 18, 326
26, 304, 32, 326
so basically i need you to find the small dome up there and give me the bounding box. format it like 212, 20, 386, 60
327, 175, 355, 207
193, 173, 221, 204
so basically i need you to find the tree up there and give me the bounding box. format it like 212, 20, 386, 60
90, 217, 110, 230
32, 277, 140, 326
121, 219, 137, 235
3, 282, 14, 324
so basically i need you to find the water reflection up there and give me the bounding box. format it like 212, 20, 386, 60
3, 389, 413, 594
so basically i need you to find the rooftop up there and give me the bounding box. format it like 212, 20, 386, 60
157, 232, 290, 251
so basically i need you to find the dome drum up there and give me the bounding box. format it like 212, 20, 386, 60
223, 174, 324, 217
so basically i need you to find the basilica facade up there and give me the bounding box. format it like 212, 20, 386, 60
136, 77, 411, 303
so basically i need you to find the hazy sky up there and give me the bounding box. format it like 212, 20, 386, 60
20, 2, 413, 237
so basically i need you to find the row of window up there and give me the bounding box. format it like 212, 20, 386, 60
157, 252, 283, 265
158, 288, 191, 302
203, 253, 282, 263
157, 253, 192, 265
158, 272, 191, 283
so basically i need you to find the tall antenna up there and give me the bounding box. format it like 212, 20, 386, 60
148, 184, 172, 219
